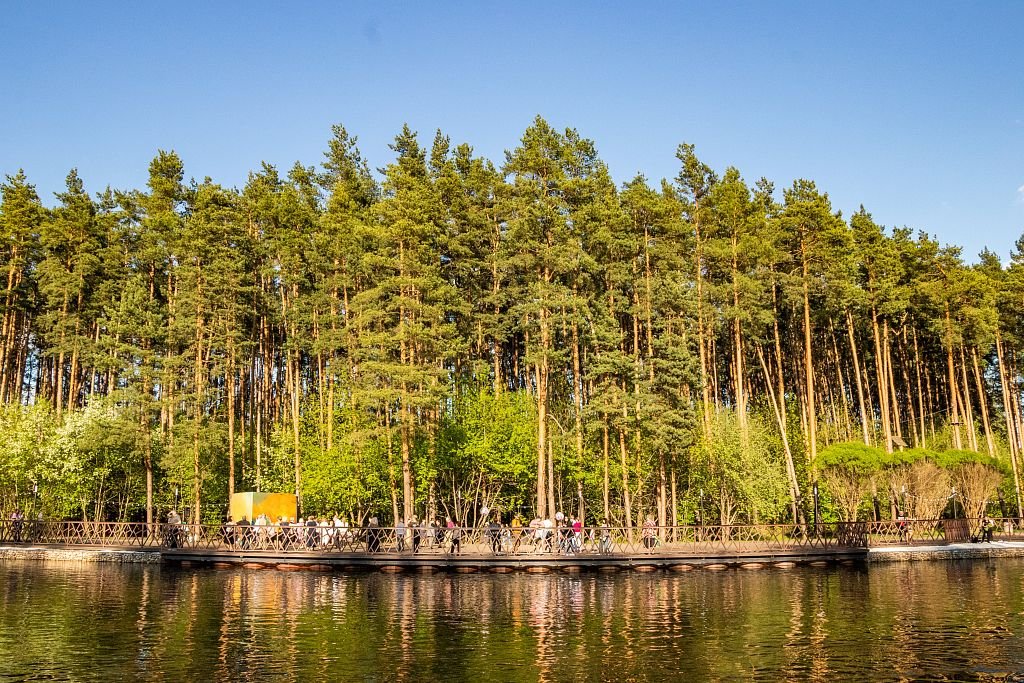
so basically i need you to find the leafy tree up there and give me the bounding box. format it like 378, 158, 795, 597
818, 442, 885, 521
934, 449, 1005, 520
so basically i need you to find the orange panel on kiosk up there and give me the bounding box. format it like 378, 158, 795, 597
229, 492, 298, 523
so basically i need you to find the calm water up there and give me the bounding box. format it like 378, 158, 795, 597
1, 559, 1023, 682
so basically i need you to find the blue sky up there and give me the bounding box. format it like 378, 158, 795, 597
2, 2, 1022, 260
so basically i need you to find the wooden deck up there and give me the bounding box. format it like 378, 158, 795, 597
17, 518, 1023, 572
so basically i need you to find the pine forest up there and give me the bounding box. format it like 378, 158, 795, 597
1, 117, 1021, 528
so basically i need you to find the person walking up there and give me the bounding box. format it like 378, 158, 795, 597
366, 516, 381, 553
486, 518, 501, 554
449, 519, 462, 556
981, 516, 996, 543
642, 514, 657, 551
541, 517, 554, 553
411, 517, 422, 554
396, 518, 407, 552
305, 516, 319, 549
237, 516, 252, 549
571, 517, 583, 553
599, 519, 612, 554
166, 509, 182, 548
10, 510, 23, 543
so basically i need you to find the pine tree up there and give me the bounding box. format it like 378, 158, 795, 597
778, 180, 849, 469
0, 171, 44, 404
37, 170, 104, 419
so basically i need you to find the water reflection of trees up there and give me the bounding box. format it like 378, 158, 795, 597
1, 562, 1023, 680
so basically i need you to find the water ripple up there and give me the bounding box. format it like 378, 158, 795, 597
1, 560, 1024, 681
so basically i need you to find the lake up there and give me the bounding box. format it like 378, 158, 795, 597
1, 559, 1022, 681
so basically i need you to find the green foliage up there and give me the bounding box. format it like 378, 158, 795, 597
931, 449, 1009, 475
818, 443, 886, 521
301, 438, 391, 522
689, 411, 790, 525
818, 442, 886, 473
0, 398, 149, 520
435, 389, 537, 514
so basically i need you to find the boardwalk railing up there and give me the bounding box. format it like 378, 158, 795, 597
0, 519, 868, 556
864, 517, 1024, 546
1, 518, 1017, 556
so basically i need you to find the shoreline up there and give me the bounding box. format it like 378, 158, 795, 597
0, 546, 160, 564
866, 540, 1024, 562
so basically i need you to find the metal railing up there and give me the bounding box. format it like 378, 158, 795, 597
864, 517, 1024, 546
4, 517, 1018, 557
0, 519, 162, 547
0, 519, 872, 556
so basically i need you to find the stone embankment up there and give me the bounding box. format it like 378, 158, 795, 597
868, 541, 1024, 562
0, 545, 160, 564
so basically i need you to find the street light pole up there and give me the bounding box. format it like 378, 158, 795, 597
697, 488, 703, 527
812, 481, 820, 536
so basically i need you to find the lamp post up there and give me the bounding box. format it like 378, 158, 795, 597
30, 483, 39, 542
812, 481, 820, 536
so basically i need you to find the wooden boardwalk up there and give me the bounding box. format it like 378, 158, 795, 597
7, 518, 1023, 572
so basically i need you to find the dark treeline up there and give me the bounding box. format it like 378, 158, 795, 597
1, 116, 1022, 527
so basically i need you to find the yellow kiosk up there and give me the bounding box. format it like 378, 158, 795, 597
229, 492, 297, 523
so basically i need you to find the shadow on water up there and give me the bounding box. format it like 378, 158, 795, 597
1, 559, 1023, 681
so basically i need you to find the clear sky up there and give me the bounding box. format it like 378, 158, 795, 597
2, 2, 1022, 260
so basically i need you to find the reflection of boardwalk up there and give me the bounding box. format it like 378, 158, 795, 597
163, 544, 869, 571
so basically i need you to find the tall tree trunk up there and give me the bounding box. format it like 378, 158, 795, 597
618, 419, 632, 531
401, 389, 413, 522
193, 332, 204, 526
912, 327, 927, 448
491, 216, 503, 395
536, 351, 548, 520
971, 347, 995, 457
571, 314, 585, 515
872, 308, 893, 452
996, 333, 1023, 517
846, 311, 871, 445
602, 414, 610, 522
227, 338, 237, 500
142, 380, 153, 528
896, 329, 918, 447
801, 248, 818, 466
828, 320, 853, 442
884, 321, 903, 446
291, 349, 302, 503
55, 290, 69, 419
731, 232, 747, 442
694, 216, 712, 438
944, 306, 963, 450
958, 345, 978, 452
757, 345, 800, 525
